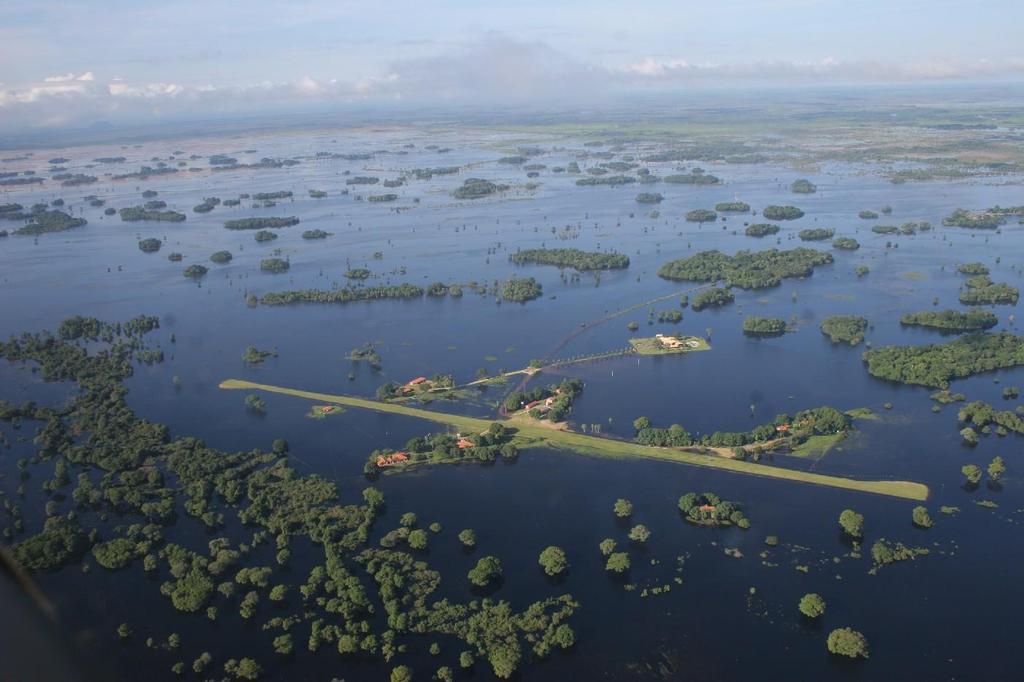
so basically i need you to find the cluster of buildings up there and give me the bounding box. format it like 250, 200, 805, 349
376, 452, 409, 467
655, 334, 702, 350
375, 433, 478, 468
518, 387, 563, 415
401, 376, 431, 395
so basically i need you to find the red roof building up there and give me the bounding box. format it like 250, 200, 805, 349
376, 452, 409, 467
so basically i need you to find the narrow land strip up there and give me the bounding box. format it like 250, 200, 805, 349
220, 378, 929, 501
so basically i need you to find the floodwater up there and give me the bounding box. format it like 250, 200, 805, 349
1, 127, 1023, 681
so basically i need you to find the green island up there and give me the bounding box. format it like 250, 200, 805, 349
958, 276, 1019, 305
744, 223, 779, 237
502, 277, 543, 302
367, 194, 398, 202
859, 210, 878, 219
628, 334, 710, 355
376, 374, 458, 402
658, 248, 833, 289
112, 166, 178, 180
252, 191, 292, 201
899, 309, 998, 332
302, 229, 331, 239
210, 250, 233, 264
691, 287, 735, 311
716, 201, 750, 212
55, 173, 98, 187
224, 217, 300, 230
798, 228, 834, 241
635, 192, 663, 204
510, 248, 629, 271
862, 332, 1024, 388
942, 208, 1005, 229
13, 210, 87, 235
254, 230, 277, 242
762, 205, 804, 220
242, 346, 277, 364
678, 492, 750, 527
219, 380, 927, 500
344, 268, 371, 280
364, 424, 519, 474
791, 179, 817, 194
453, 179, 509, 199
743, 316, 788, 336
183, 264, 208, 279
684, 209, 717, 222
261, 284, 432, 306
832, 237, 860, 250
576, 175, 635, 186
664, 170, 719, 185
260, 258, 290, 274
505, 378, 584, 423
194, 197, 221, 213
956, 262, 989, 275
957, 401, 1024, 436
633, 405, 861, 461
138, 238, 162, 253
820, 316, 868, 346
120, 207, 187, 222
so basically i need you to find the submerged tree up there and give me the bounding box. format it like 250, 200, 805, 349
538, 546, 569, 577
911, 506, 934, 528
838, 509, 864, 539
799, 593, 826, 618
961, 464, 983, 485
826, 628, 869, 658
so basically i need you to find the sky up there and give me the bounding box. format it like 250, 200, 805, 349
1, 0, 1022, 131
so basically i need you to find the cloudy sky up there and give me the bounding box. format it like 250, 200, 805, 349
1, 0, 1021, 131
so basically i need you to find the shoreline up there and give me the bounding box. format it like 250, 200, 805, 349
219, 378, 929, 501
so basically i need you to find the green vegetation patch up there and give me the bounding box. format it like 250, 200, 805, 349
510, 248, 629, 271
224, 217, 299, 230
942, 208, 1005, 229
863, 332, 1024, 388
453, 178, 509, 199
900, 309, 998, 332
798, 228, 834, 241
501, 277, 543, 302
658, 248, 832, 289
762, 205, 804, 220
14, 210, 87, 235
120, 207, 186, 222
744, 223, 779, 237
820, 316, 868, 346
742, 316, 787, 336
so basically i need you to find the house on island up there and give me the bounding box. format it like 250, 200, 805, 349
697, 504, 717, 514
775, 423, 791, 433
524, 399, 550, 414
376, 452, 409, 468
401, 376, 431, 395
655, 333, 685, 350
456, 437, 475, 449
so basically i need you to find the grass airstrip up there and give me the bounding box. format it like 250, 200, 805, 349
221, 379, 928, 500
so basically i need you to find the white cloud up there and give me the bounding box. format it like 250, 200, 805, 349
2, 37, 1023, 132
43, 71, 94, 82
618, 56, 1024, 82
